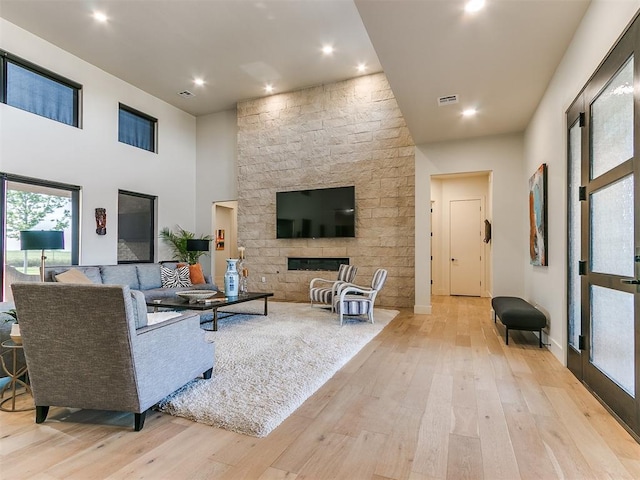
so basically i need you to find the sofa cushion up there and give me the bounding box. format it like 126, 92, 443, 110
48, 266, 103, 284
55, 268, 94, 284
161, 265, 191, 288
136, 264, 162, 290
101, 265, 140, 290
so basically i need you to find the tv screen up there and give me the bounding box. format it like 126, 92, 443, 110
276, 186, 355, 238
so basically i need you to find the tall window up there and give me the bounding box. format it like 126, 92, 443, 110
118, 190, 156, 263
0, 174, 80, 301
118, 104, 157, 152
0, 50, 81, 127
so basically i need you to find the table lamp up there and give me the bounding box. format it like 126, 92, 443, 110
186, 239, 210, 254
20, 230, 65, 282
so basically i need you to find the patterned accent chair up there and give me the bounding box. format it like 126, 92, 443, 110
309, 264, 358, 310
333, 268, 388, 325
11, 282, 215, 431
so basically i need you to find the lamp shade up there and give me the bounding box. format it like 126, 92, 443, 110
186, 239, 210, 252
20, 230, 64, 251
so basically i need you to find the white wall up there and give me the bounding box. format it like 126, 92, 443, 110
523, 0, 640, 362
195, 110, 238, 276
415, 133, 525, 313
0, 19, 197, 264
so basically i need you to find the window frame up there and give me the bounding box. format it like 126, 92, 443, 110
117, 189, 157, 264
0, 49, 82, 128
0, 172, 80, 301
118, 103, 158, 153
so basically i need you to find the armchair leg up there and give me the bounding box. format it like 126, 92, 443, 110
134, 411, 147, 431
35, 406, 49, 424
203, 367, 213, 379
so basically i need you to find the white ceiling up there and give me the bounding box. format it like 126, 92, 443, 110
0, 0, 590, 144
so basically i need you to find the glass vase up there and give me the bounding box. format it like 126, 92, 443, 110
237, 259, 249, 294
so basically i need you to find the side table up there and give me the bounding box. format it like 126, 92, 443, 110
0, 339, 34, 412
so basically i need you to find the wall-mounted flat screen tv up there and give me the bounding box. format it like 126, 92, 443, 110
276, 186, 355, 239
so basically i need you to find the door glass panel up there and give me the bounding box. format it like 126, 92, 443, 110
591, 57, 634, 179
590, 285, 635, 396
568, 121, 581, 349
590, 175, 634, 276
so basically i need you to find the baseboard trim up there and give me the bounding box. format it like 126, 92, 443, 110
414, 304, 432, 314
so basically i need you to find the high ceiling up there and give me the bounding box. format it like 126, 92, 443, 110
0, 0, 591, 144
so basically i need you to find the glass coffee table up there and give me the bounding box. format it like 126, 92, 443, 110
147, 292, 274, 331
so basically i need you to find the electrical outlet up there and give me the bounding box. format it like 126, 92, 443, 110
261, 276, 266, 283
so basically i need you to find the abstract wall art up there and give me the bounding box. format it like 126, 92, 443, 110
529, 163, 548, 266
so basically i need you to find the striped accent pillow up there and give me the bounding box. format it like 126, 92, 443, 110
161, 265, 192, 288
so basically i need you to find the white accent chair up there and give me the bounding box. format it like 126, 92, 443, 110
309, 264, 357, 310
333, 269, 388, 325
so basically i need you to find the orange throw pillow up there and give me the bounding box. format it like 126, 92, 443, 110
189, 263, 206, 284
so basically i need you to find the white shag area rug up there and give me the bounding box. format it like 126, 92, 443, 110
158, 301, 398, 437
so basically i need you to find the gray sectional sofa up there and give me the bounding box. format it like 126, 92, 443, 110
43, 262, 219, 302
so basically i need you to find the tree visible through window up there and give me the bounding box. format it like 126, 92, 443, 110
1, 175, 79, 302
6, 189, 70, 272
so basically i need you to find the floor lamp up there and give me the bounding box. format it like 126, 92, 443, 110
19, 230, 65, 282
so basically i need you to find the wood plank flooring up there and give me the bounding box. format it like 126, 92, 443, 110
1, 296, 639, 479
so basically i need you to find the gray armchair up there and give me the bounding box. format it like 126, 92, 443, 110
11, 282, 215, 431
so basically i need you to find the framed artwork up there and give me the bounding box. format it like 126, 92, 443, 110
529, 163, 548, 266
215, 229, 225, 250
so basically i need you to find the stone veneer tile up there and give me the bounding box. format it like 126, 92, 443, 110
237, 73, 415, 308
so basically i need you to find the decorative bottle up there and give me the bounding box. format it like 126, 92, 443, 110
237, 246, 248, 294
224, 259, 240, 296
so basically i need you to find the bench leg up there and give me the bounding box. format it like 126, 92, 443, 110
505, 327, 509, 345
539, 329, 543, 348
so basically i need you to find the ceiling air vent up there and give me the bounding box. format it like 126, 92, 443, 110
178, 90, 195, 98
437, 94, 459, 106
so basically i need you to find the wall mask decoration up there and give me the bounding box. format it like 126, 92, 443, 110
95, 208, 107, 235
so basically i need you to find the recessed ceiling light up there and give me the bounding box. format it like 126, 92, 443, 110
462, 108, 478, 117
357, 63, 367, 73
194, 78, 205, 87
465, 0, 485, 13
93, 11, 108, 23
322, 45, 334, 55
265, 84, 274, 94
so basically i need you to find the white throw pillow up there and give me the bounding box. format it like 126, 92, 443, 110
161, 265, 191, 288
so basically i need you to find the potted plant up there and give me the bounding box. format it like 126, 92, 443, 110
159, 226, 212, 264
3, 309, 21, 344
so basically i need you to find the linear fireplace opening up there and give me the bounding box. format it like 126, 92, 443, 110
288, 257, 349, 271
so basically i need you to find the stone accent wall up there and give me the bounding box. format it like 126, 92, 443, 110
236, 73, 415, 308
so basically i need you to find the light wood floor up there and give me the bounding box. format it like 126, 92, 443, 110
1, 296, 640, 479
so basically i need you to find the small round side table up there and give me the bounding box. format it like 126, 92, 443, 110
0, 339, 34, 412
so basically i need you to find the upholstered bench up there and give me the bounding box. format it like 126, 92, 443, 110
491, 296, 547, 348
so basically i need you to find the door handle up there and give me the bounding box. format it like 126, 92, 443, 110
621, 278, 640, 285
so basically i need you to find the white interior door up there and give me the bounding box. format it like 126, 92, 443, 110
450, 199, 482, 296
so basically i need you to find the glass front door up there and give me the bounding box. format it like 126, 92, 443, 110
567, 24, 639, 437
